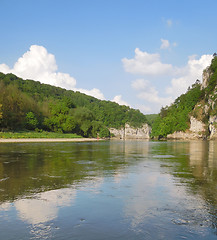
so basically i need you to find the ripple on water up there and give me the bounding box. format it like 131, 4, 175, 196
153, 155, 175, 159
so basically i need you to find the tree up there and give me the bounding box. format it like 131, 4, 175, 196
0, 104, 2, 120
99, 127, 110, 138
0, 71, 148, 135
1, 85, 28, 129
62, 116, 77, 133
25, 112, 39, 130
151, 84, 203, 138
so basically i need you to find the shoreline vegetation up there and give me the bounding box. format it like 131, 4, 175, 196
0, 131, 82, 139
0, 138, 103, 143
0, 131, 104, 143
0, 130, 104, 142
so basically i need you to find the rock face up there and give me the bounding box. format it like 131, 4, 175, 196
189, 116, 206, 133
110, 123, 151, 139
109, 127, 125, 139
167, 117, 206, 140
125, 124, 151, 139
209, 115, 217, 139
167, 131, 204, 140
201, 67, 212, 89
166, 57, 217, 140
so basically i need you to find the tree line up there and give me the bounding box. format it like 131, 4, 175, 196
0, 72, 147, 137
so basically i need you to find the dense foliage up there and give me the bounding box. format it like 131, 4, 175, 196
205, 55, 217, 96
151, 82, 204, 138
145, 114, 158, 127
0, 72, 147, 137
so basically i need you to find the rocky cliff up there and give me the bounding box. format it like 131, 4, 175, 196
167, 117, 206, 140
110, 123, 151, 139
209, 115, 217, 139
167, 56, 217, 140
201, 66, 212, 89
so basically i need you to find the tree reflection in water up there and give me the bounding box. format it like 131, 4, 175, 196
0, 140, 217, 239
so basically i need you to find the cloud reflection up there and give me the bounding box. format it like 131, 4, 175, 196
15, 188, 77, 225
13, 188, 76, 239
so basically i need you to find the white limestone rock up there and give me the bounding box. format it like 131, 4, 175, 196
167, 117, 206, 140
189, 116, 206, 133
167, 131, 203, 140
209, 115, 217, 139
125, 123, 151, 139
201, 67, 212, 89
109, 127, 125, 139
109, 123, 151, 139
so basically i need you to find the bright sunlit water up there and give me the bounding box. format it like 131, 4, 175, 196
0, 140, 217, 239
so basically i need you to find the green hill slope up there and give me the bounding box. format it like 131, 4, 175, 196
0, 72, 147, 137
151, 54, 217, 139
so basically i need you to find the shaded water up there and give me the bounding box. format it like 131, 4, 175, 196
0, 140, 217, 239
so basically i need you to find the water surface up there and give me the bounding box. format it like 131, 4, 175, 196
0, 140, 217, 239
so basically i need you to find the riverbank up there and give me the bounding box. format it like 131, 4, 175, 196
0, 131, 83, 139
0, 138, 103, 143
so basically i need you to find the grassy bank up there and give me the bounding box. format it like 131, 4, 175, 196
0, 131, 83, 139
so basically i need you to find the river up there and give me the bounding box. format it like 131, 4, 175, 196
0, 140, 217, 239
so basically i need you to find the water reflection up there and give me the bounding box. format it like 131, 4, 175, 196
15, 188, 76, 225
0, 141, 217, 239
189, 141, 209, 178
122, 141, 217, 239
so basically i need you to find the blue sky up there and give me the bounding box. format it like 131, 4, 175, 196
0, 0, 216, 113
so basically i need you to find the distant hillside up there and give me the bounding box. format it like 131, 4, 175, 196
145, 114, 158, 127
151, 54, 217, 139
0, 72, 147, 137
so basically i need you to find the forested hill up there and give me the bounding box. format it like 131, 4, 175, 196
151, 54, 217, 138
0, 72, 147, 137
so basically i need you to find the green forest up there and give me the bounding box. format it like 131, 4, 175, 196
151, 82, 203, 138
0, 72, 147, 138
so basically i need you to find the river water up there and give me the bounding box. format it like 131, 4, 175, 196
0, 140, 217, 239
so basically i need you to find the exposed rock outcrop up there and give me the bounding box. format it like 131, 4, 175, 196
110, 123, 151, 139
109, 127, 125, 139
201, 67, 212, 89
209, 115, 217, 139
163, 56, 217, 140
124, 124, 151, 139
189, 116, 206, 133
167, 131, 204, 140
167, 117, 206, 140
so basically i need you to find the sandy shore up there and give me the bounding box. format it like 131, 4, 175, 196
0, 138, 103, 143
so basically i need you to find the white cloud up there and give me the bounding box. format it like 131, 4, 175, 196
0, 45, 76, 89
123, 47, 213, 113
166, 54, 213, 98
112, 95, 130, 106
0, 63, 10, 73
160, 39, 177, 50
132, 79, 173, 106
0, 45, 105, 100
131, 78, 149, 91
76, 87, 105, 100
122, 48, 173, 76
160, 39, 170, 49
135, 104, 152, 114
